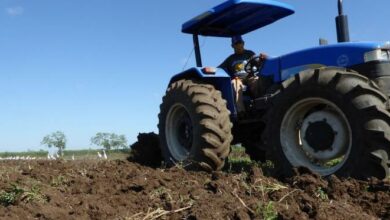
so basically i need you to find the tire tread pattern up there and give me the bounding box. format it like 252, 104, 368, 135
159, 79, 233, 171
263, 68, 390, 179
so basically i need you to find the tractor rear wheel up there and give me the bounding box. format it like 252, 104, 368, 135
158, 79, 233, 171
263, 68, 390, 179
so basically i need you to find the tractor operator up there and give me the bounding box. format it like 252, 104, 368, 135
219, 35, 267, 115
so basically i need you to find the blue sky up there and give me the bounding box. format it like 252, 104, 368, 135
1, 0, 390, 152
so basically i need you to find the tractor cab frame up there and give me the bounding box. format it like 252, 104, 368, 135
182, 0, 295, 67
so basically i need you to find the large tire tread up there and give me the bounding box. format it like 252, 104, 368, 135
158, 79, 233, 171
263, 68, 390, 179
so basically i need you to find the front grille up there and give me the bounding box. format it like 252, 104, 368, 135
350, 61, 390, 78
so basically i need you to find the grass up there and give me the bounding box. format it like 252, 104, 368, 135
0, 149, 130, 160
324, 157, 343, 167
0, 150, 48, 158
256, 201, 278, 220
226, 145, 283, 220
315, 187, 329, 201
22, 185, 47, 203
0, 144, 253, 165
225, 145, 256, 173
51, 175, 69, 187
0, 183, 48, 207
0, 184, 24, 206
225, 145, 275, 175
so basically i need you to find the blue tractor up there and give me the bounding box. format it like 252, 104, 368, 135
158, 0, 390, 179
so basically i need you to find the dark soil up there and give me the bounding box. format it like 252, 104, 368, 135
0, 159, 389, 220
1, 134, 389, 219
129, 132, 162, 168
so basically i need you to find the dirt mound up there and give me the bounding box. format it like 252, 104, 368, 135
0, 159, 389, 219
128, 132, 162, 168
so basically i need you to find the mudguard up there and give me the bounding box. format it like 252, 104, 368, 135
169, 68, 237, 117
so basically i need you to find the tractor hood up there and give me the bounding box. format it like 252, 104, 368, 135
182, 0, 295, 37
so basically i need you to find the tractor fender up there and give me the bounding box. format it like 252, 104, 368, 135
168, 67, 237, 117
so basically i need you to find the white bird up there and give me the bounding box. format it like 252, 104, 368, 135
103, 150, 107, 160
47, 153, 51, 160
72, 154, 75, 161
48, 154, 55, 160
97, 152, 102, 159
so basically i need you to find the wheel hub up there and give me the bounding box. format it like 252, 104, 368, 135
281, 97, 352, 176
300, 110, 348, 161
177, 116, 193, 151
165, 104, 193, 161
305, 120, 335, 152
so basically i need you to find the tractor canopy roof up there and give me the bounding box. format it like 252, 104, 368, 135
182, 0, 295, 37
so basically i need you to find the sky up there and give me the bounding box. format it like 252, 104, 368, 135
1, 0, 390, 152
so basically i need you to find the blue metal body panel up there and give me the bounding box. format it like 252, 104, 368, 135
169, 68, 237, 116
259, 42, 387, 82
182, 0, 294, 37
258, 57, 281, 80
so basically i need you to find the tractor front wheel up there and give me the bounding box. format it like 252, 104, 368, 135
158, 79, 233, 171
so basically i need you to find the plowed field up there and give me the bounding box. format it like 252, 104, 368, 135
0, 134, 389, 219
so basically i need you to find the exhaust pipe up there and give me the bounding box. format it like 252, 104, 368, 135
336, 0, 350, 42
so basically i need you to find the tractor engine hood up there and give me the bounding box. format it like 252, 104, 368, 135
276, 41, 390, 82
182, 0, 294, 37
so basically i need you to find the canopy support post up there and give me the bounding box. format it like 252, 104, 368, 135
193, 34, 203, 67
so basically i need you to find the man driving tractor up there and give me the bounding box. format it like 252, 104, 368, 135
219, 35, 267, 114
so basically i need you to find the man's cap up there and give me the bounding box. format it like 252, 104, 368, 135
231, 35, 244, 45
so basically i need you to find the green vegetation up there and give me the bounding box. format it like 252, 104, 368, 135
225, 145, 256, 173
316, 187, 329, 201
256, 201, 278, 220
0, 184, 48, 207
51, 175, 69, 187
0, 184, 24, 206
224, 145, 275, 175
324, 157, 343, 167
23, 185, 47, 203
91, 132, 128, 150
41, 131, 67, 156
0, 149, 129, 160
0, 150, 47, 158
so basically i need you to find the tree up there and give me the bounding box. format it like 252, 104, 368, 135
90, 132, 128, 150
41, 131, 67, 156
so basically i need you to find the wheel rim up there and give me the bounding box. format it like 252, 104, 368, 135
281, 98, 352, 176
165, 103, 193, 161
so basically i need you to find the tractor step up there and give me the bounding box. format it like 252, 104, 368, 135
252, 93, 276, 110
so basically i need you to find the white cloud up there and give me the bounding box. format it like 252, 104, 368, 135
6, 6, 24, 16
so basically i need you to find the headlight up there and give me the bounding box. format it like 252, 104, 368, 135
364, 49, 390, 62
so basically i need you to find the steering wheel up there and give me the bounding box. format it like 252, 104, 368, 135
244, 55, 265, 77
